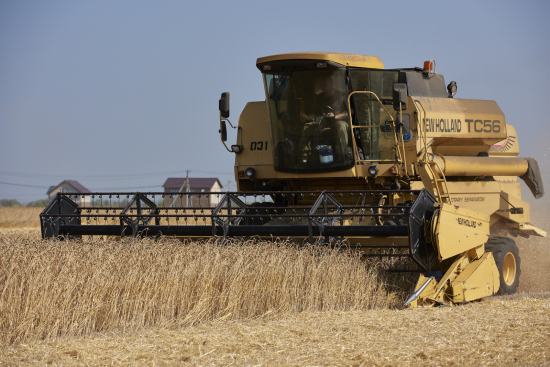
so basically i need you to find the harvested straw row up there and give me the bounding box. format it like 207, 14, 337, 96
0, 232, 403, 345
1, 293, 548, 366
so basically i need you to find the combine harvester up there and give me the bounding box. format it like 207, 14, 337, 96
41, 52, 545, 307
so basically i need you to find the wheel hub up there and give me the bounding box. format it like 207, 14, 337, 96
503, 252, 517, 286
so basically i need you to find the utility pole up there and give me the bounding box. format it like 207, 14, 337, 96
172, 169, 190, 207
227, 179, 231, 193
185, 170, 190, 207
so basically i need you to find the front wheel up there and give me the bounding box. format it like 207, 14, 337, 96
485, 236, 521, 295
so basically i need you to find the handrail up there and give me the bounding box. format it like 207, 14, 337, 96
413, 99, 428, 163
346, 91, 403, 166
397, 102, 408, 177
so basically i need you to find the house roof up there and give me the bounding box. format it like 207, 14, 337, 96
162, 177, 222, 190
46, 180, 92, 195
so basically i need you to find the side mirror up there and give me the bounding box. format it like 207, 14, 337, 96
397, 113, 411, 135
219, 92, 230, 118
393, 84, 408, 110
219, 120, 227, 142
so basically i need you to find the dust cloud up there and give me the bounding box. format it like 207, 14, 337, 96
515, 192, 550, 293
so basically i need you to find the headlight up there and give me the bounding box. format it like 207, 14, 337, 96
245, 167, 256, 178
231, 145, 243, 153
368, 165, 379, 177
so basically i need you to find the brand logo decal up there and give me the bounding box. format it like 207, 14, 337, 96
457, 217, 477, 228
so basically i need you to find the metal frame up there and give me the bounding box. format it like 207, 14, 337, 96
40, 189, 438, 272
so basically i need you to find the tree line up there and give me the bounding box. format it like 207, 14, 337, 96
0, 199, 50, 207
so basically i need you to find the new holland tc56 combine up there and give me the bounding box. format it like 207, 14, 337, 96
41, 52, 545, 307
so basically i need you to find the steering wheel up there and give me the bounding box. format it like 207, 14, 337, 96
322, 105, 335, 117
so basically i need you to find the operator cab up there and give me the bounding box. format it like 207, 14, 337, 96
257, 52, 401, 174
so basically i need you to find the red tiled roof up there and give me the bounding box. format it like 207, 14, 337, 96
162, 177, 222, 190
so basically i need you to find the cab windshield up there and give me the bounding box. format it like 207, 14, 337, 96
348, 69, 399, 162
264, 69, 353, 173
263, 67, 400, 172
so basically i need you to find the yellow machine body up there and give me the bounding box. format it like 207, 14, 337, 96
218, 52, 545, 307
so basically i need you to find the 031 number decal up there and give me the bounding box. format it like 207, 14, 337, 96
250, 141, 268, 151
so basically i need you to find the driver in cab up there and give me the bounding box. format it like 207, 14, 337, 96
299, 76, 348, 122
299, 75, 350, 160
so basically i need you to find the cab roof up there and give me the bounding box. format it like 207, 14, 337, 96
256, 52, 384, 69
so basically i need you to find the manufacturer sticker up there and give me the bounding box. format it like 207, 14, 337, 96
457, 217, 477, 228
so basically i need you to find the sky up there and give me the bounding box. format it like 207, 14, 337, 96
1, 0, 549, 205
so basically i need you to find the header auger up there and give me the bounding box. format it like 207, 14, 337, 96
42, 52, 545, 307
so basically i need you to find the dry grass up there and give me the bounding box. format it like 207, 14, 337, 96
1, 292, 548, 366
0, 231, 400, 346
0, 207, 43, 228
1, 205, 549, 365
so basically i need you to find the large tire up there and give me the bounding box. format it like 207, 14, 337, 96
485, 236, 521, 295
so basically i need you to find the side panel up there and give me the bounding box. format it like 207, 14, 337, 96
234, 101, 273, 168
445, 181, 501, 214
414, 97, 507, 140
234, 101, 272, 190
411, 180, 502, 215
497, 192, 530, 223
451, 252, 500, 303
434, 203, 490, 260
413, 97, 507, 156
412, 180, 531, 225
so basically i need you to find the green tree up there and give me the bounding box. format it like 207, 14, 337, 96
27, 199, 49, 207
0, 199, 24, 207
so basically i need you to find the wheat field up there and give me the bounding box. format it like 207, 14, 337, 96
0, 207, 549, 365
0, 232, 401, 346
0, 207, 42, 229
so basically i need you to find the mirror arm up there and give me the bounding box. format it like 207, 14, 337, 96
223, 118, 236, 129
222, 141, 232, 153
219, 112, 232, 153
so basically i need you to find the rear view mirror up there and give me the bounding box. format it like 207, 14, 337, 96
393, 84, 408, 110
397, 114, 411, 135
219, 92, 230, 118
219, 120, 227, 142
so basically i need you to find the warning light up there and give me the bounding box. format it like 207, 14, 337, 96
423, 61, 431, 70
423, 59, 436, 74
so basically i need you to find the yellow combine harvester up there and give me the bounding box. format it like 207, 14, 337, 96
42, 52, 545, 307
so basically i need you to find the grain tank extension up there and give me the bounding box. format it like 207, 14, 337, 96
41, 52, 545, 307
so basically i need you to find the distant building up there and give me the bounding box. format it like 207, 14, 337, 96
162, 177, 223, 207
47, 180, 92, 205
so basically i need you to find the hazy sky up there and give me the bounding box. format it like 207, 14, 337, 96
1, 0, 549, 204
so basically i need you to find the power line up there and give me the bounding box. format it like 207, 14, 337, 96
0, 181, 49, 189
0, 170, 186, 180
0, 181, 161, 191
0, 194, 49, 199
0, 169, 235, 181
89, 185, 161, 190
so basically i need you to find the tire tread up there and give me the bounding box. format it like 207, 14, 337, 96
485, 236, 521, 295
